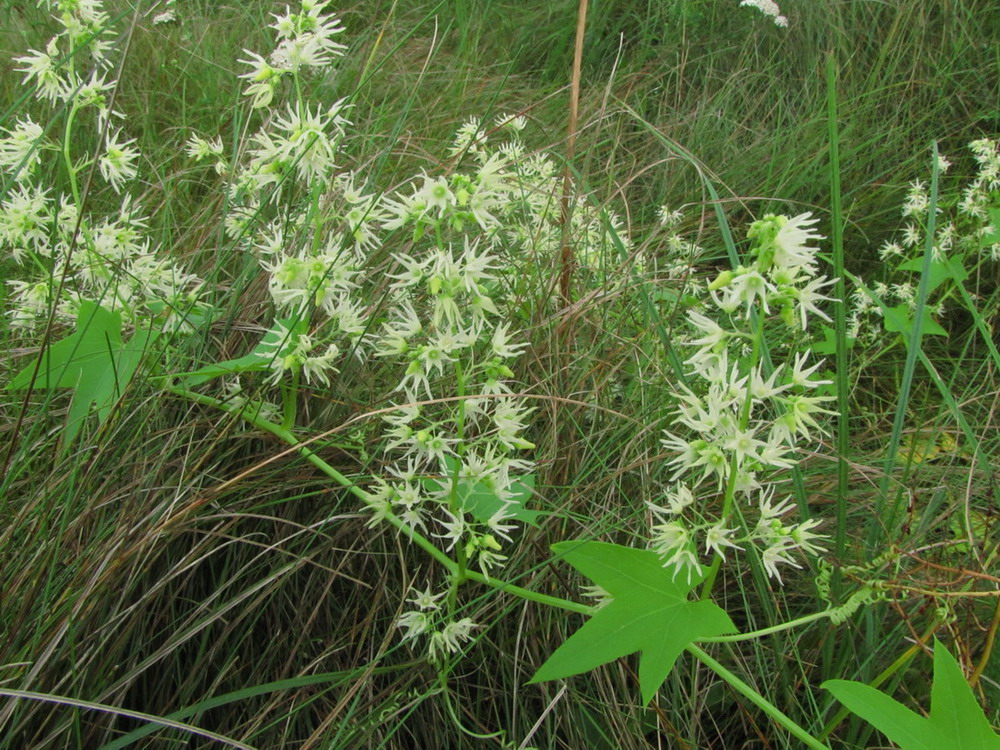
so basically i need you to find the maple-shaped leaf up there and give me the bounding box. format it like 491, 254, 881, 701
7, 301, 158, 449
530, 541, 737, 704
823, 639, 1000, 750
883, 303, 948, 339
422, 456, 544, 527
896, 256, 968, 296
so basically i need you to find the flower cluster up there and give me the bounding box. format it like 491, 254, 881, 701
366, 231, 536, 657
15, 0, 116, 108
183, 3, 371, 390
343, 115, 586, 660
3, 0, 208, 333
848, 139, 1000, 346
651, 213, 835, 583
739, 0, 789, 27
654, 205, 704, 279
395, 585, 477, 662
238, 0, 346, 109
379, 113, 634, 290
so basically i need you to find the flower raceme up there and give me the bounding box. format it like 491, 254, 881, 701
847, 139, 1000, 347
653, 213, 835, 583
4, 0, 209, 333
238, 0, 346, 109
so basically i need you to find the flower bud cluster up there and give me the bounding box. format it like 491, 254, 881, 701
652, 213, 836, 583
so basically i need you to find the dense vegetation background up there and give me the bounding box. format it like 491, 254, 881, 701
2, 1, 999, 747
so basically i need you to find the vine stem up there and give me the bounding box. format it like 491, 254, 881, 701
699, 609, 833, 643
447, 357, 469, 599
687, 644, 830, 750
281, 369, 299, 430
699, 311, 765, 600
168, 385, 591, 615
168, 384, 844, 749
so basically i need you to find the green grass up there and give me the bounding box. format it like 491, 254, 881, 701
1, 0, 999, 747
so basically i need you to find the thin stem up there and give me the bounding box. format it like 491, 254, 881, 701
700, 311, 765, 600
688, 644, 830, 750
281, 368, 299, 431
293, 68, 304, 112
448, 357, 469, 590
440, 680, 504, 739
558, 0, 588, 304
63, 102, 83, 210
826, 51, 849, 601
167, 385, 591, 617
699, 609, 834, 643
462, 568, 592, 615
970, 598, 1000, 687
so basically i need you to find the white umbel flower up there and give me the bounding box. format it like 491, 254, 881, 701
739, 0, 788, 27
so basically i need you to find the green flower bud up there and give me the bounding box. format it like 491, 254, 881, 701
708, 270, 734, 291
780, 303, 795, 328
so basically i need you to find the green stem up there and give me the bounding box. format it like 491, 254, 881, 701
462, 568, 592, 615
440, 679, 504, 739
699, 609, 834, 643
281, 368, 299, 431
826, 51, 849, 602
63, 102, 83, 210
697, 468, 736, 599
173, 385, 454, 568
700, 312, 765, 600
167, 385, 591, 616
293, 69, 304, 112
448, 358, 469, 593
688, 644, 830, 750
